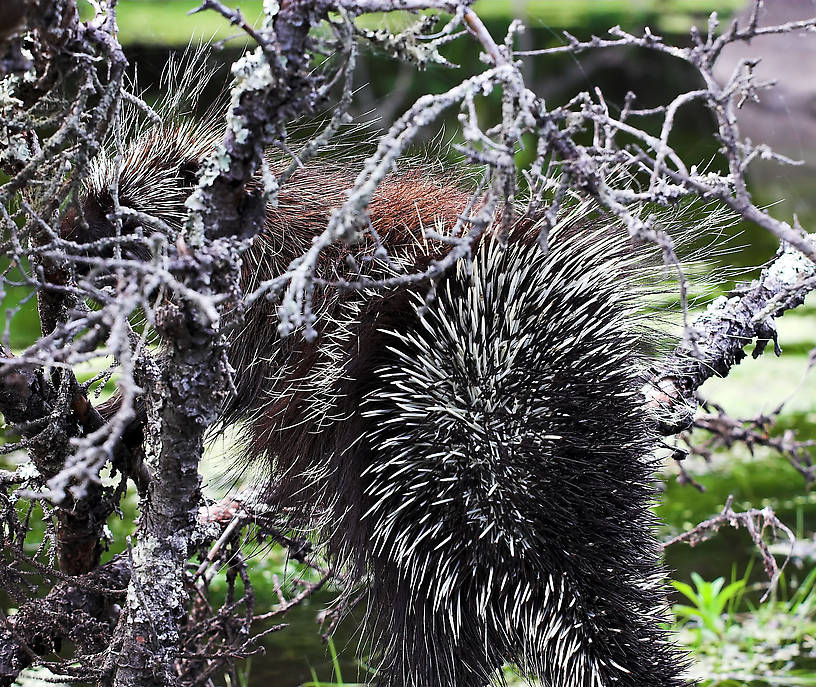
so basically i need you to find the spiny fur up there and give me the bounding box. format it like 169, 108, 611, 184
84, 52, 225, 233
356, 230, 679, 686
74, 54, 701, 687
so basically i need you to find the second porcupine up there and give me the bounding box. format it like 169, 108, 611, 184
68, 70, 695, 687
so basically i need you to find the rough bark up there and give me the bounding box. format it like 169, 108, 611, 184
0, 555, 130, 687
108, 2, 339, 683
650, 235, 816, 434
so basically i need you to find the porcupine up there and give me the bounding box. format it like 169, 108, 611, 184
65, 63, 694, 687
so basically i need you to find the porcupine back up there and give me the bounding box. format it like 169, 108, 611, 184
232, 207, 688, 687
78, 58, 693, 687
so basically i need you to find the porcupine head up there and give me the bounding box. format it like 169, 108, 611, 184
65, 53, 706, 687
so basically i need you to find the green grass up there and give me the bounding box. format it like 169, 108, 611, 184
672, 572, 747, 637
472, 0, 742, 28
80, 0, 743, 47
672, 569, 816, 686
301, 638, 370, 687
80, 0, 265, 46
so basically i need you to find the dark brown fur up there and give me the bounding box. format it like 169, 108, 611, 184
225, 163, 527, 520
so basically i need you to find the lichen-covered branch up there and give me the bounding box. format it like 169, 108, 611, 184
0, 0, 131, 577
649, 235, 816, 434
0, 555, 130, 687
108, 0, 348, 682
664, 495, 795, 602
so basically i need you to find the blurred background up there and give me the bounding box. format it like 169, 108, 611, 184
5, 1, 816, 685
